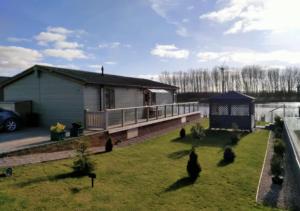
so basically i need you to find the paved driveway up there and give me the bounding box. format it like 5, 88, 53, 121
0, 128, 51, 154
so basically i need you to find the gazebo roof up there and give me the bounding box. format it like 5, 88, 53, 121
209, 91, 255, 102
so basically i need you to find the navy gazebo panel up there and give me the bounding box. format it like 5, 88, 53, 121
209, 91, 255, 131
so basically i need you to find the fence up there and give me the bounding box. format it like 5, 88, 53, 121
85, 102, 200, 130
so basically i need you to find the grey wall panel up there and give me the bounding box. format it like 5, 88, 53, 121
114, 87, 144, 108
4, 72, 40, 112
39, 72, 84, 127
83, 85, 100, 111
156, 92, 173, 105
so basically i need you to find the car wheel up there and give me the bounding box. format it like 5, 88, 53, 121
4, 119, 18, 132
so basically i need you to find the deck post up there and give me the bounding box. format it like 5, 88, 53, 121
189, 104, 191, 113
84, 109, 87, 129
183, 104, 186, 114
122, 109, 125, 126
164, 105, 167, 117
178, 104, 180, 115
171, 104, 174, 116
135, 108, 138, 124
156, 106, 158, 119
105, 110, 108, 130
147, 107, 149, 121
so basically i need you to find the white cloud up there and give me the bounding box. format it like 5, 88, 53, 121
0, 46, 42, 75
104, 61, 117, 65
7, 37, 31, 42
148, 0, 177, 19
200, 0, 300, 34
47, 26, 73, 34
182, 18, 189, 23
98, 42, 123, 49
137, 74, 159, 81
35, 32, 66, 46
54, 41, 82, 49
197, 50, 300, 65
176, 26, 188, 37
151, 44, 189, 59
187, 6, 194, 10
43, 49, 87, 61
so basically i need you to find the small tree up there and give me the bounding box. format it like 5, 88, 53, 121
190, 123, 205, 140
274, 116, 284, 130
105, 137, 113, 152
223, 146, 236, 163
187, 147, 202, 181
73, 141, 94, 175
271, 154, 282, 177
273, 139, 285, 157
180, 128, 186, 139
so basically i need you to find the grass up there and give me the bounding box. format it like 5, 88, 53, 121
0, 119, 274, 210
256, 121, 269, 126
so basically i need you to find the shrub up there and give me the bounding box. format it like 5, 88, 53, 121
180, 128, 186, 139
274, 116, 284, 130
187, 148, 202, 181
50, 122, 66, 133
274, 127, 282, 138
190, 123, 205, 140
274, 139, 285, 157
73, 141, 94, 175
105, 137, 113, 152
231, 134, 240, 145
223, 146, 236, 163
271, 154, 283, 177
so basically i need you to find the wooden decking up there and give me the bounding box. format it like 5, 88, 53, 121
85, 102, 200, 132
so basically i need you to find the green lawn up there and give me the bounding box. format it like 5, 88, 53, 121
0, 119, 273, 210
256, 121, 269, 126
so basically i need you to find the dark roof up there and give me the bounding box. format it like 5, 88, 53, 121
209, 91, 255, 101
1, 65, 177, 90
0, 77, 9, 85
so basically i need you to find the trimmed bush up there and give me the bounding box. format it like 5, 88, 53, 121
274, 127, 282, 138
271, 154, 283, 177
105, 137, 113, 152
180, 128, 186, 139
73, 142, 94, 175
223, 146, 236, 163
231, 134, 240, 145
187, 148, 202, 181
273, 139, 285, 157
274, 116, 284, 130
190, 123, 205, 140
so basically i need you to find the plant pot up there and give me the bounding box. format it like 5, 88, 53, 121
272, 175, 284, 185
51, 131, 66, 141
70, 127, 83, 137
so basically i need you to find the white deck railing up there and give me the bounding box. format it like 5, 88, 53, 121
85, 102, 200, 130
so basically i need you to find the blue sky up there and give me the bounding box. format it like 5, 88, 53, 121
1, 0, 300, 78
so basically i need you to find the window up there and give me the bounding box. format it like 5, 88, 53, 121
105, 88, 115, 109
151, 93, 156, 105
211, 104, 229, 115
231, 104, 249, 116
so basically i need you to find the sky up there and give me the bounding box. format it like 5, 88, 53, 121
1, 0, 300, 79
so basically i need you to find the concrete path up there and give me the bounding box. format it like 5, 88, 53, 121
0, 128, 51, 154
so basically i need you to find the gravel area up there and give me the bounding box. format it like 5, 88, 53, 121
256, 131, 300, 209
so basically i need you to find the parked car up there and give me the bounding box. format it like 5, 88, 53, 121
0, 108, 21, 132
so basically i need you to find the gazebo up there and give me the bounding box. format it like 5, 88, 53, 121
209, 91, 255, 131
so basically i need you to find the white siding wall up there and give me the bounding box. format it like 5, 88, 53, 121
114, 87, 144, 108
83, 85, 100, 111
156, 91, 173, 105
